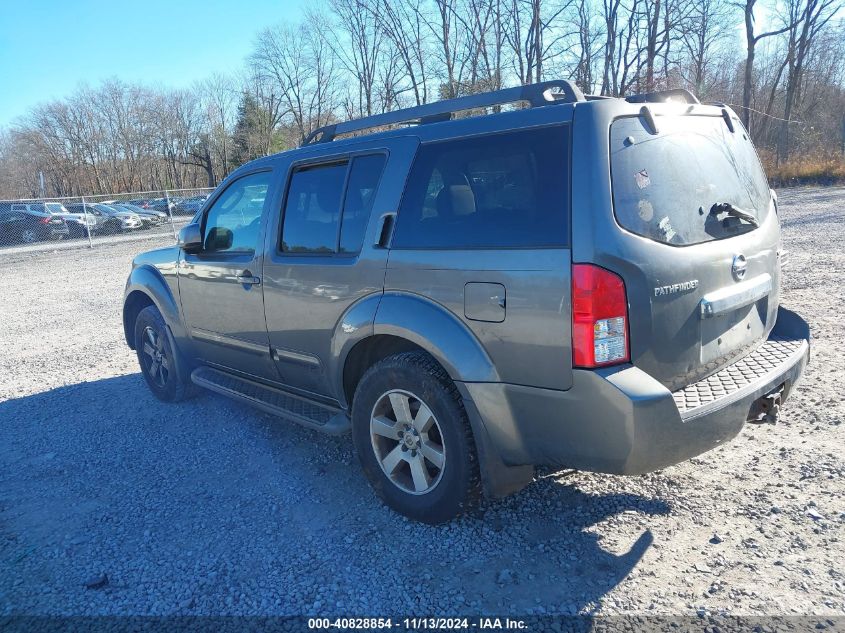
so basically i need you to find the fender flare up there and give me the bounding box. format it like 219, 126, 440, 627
123, 264, 186, 349
372, 292, 499, 384
328, 292, 382, 403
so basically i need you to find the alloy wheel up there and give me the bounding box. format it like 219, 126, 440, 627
21, 229, 37, 243
370, 389, 446, 495
141, 326, 170, 388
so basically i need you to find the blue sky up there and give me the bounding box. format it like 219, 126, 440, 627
0, 0, 305, 127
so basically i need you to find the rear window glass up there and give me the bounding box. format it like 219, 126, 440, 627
339, 154, 386, 254
282, 162, 348, 253
393, 126, 569, 249
610, 114, 770, 246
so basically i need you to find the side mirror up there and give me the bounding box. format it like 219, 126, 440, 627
205, 226, 233, 251
178, 223, 203, 253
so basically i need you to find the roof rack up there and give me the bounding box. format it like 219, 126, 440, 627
302, 79, 585, 146
625, 88, 699, 104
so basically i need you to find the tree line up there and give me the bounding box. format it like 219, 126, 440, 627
1, 0, 843, 199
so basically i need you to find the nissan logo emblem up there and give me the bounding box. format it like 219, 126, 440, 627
732, 254, 748, 281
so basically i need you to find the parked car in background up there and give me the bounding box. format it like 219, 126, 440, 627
93, 204, 143, 231
128, 198, 175, 214
173, 194, 209, 216
44, 202, 98, 238
0, 202, 69, 244
64, 202, 121, 234
112, 203, 168, 227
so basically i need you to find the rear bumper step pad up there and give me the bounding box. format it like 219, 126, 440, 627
673, 336, 805, 417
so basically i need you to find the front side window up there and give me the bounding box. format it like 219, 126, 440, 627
202, 171, 271, 253
392, 126, 570, 249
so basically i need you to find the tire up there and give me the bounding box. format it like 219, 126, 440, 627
21, 228, 38, 243
134, 305, 191, 402
351, 351, 479, 524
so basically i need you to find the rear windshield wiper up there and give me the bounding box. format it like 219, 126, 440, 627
710, 202, 759, 227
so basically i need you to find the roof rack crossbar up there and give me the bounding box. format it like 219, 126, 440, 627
302, 79, 585, 145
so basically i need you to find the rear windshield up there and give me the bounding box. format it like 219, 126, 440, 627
610, 114, 770, 246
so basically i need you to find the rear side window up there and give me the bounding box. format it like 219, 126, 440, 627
392, 126, 569, 249
610, 114, 770, 246
282, 163, 347, 253
281, 154, 386, 254
340, 155, 386, 253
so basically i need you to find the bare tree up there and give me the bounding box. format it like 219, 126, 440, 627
778, 0, 842, 160
738, 0, 800, 129
366, 0, 431, 105
328, 0, 384, 116
680, 0, 736, 97
251, 15, 338, 143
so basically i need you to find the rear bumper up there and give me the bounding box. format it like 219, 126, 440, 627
462, 307, 809, 476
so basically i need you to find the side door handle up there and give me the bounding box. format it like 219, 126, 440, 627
236, 270, 261, 286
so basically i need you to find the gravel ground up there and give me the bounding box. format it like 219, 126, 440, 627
1, 187, 843, 618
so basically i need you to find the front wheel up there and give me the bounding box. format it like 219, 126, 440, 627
134, 305, 191, 402
351, 351, 479, 524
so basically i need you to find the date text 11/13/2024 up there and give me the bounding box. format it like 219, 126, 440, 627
307, 617, 528, 630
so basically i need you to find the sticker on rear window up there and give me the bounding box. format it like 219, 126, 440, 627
634, 169, 651, 189
658, 216, 676, 241
638, 199, 654, 221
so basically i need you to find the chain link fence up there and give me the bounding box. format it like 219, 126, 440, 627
0, 187, 214, 254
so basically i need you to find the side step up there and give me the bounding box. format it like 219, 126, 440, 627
190, 366, 350, 435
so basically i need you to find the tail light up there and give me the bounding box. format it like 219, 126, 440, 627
572, 264, 630, 368
39, 217, 51, 224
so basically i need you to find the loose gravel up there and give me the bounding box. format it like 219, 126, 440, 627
1, 187, 843, 617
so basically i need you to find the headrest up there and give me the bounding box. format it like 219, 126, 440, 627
436, 184, 476, 218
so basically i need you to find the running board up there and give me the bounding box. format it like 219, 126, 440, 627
190, 366, 350, 435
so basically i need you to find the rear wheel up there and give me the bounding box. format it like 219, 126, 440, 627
352, 351, 478, 523
134, 305, 191, 402
21, 228, 38, 243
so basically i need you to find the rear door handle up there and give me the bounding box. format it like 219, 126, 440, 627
237, 271, 261, 285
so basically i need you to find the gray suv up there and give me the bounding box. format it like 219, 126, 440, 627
123, 81, 810, 523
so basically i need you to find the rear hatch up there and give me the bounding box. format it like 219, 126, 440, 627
574, 103, 781, 390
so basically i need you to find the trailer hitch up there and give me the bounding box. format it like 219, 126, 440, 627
747, 384, 785, 424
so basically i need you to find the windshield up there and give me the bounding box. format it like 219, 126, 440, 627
610, 114, 771, 246
46, 202, 68, 214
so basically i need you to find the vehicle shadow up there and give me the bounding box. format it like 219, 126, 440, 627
1, 374, 670, 616
433, 479, 668, 614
